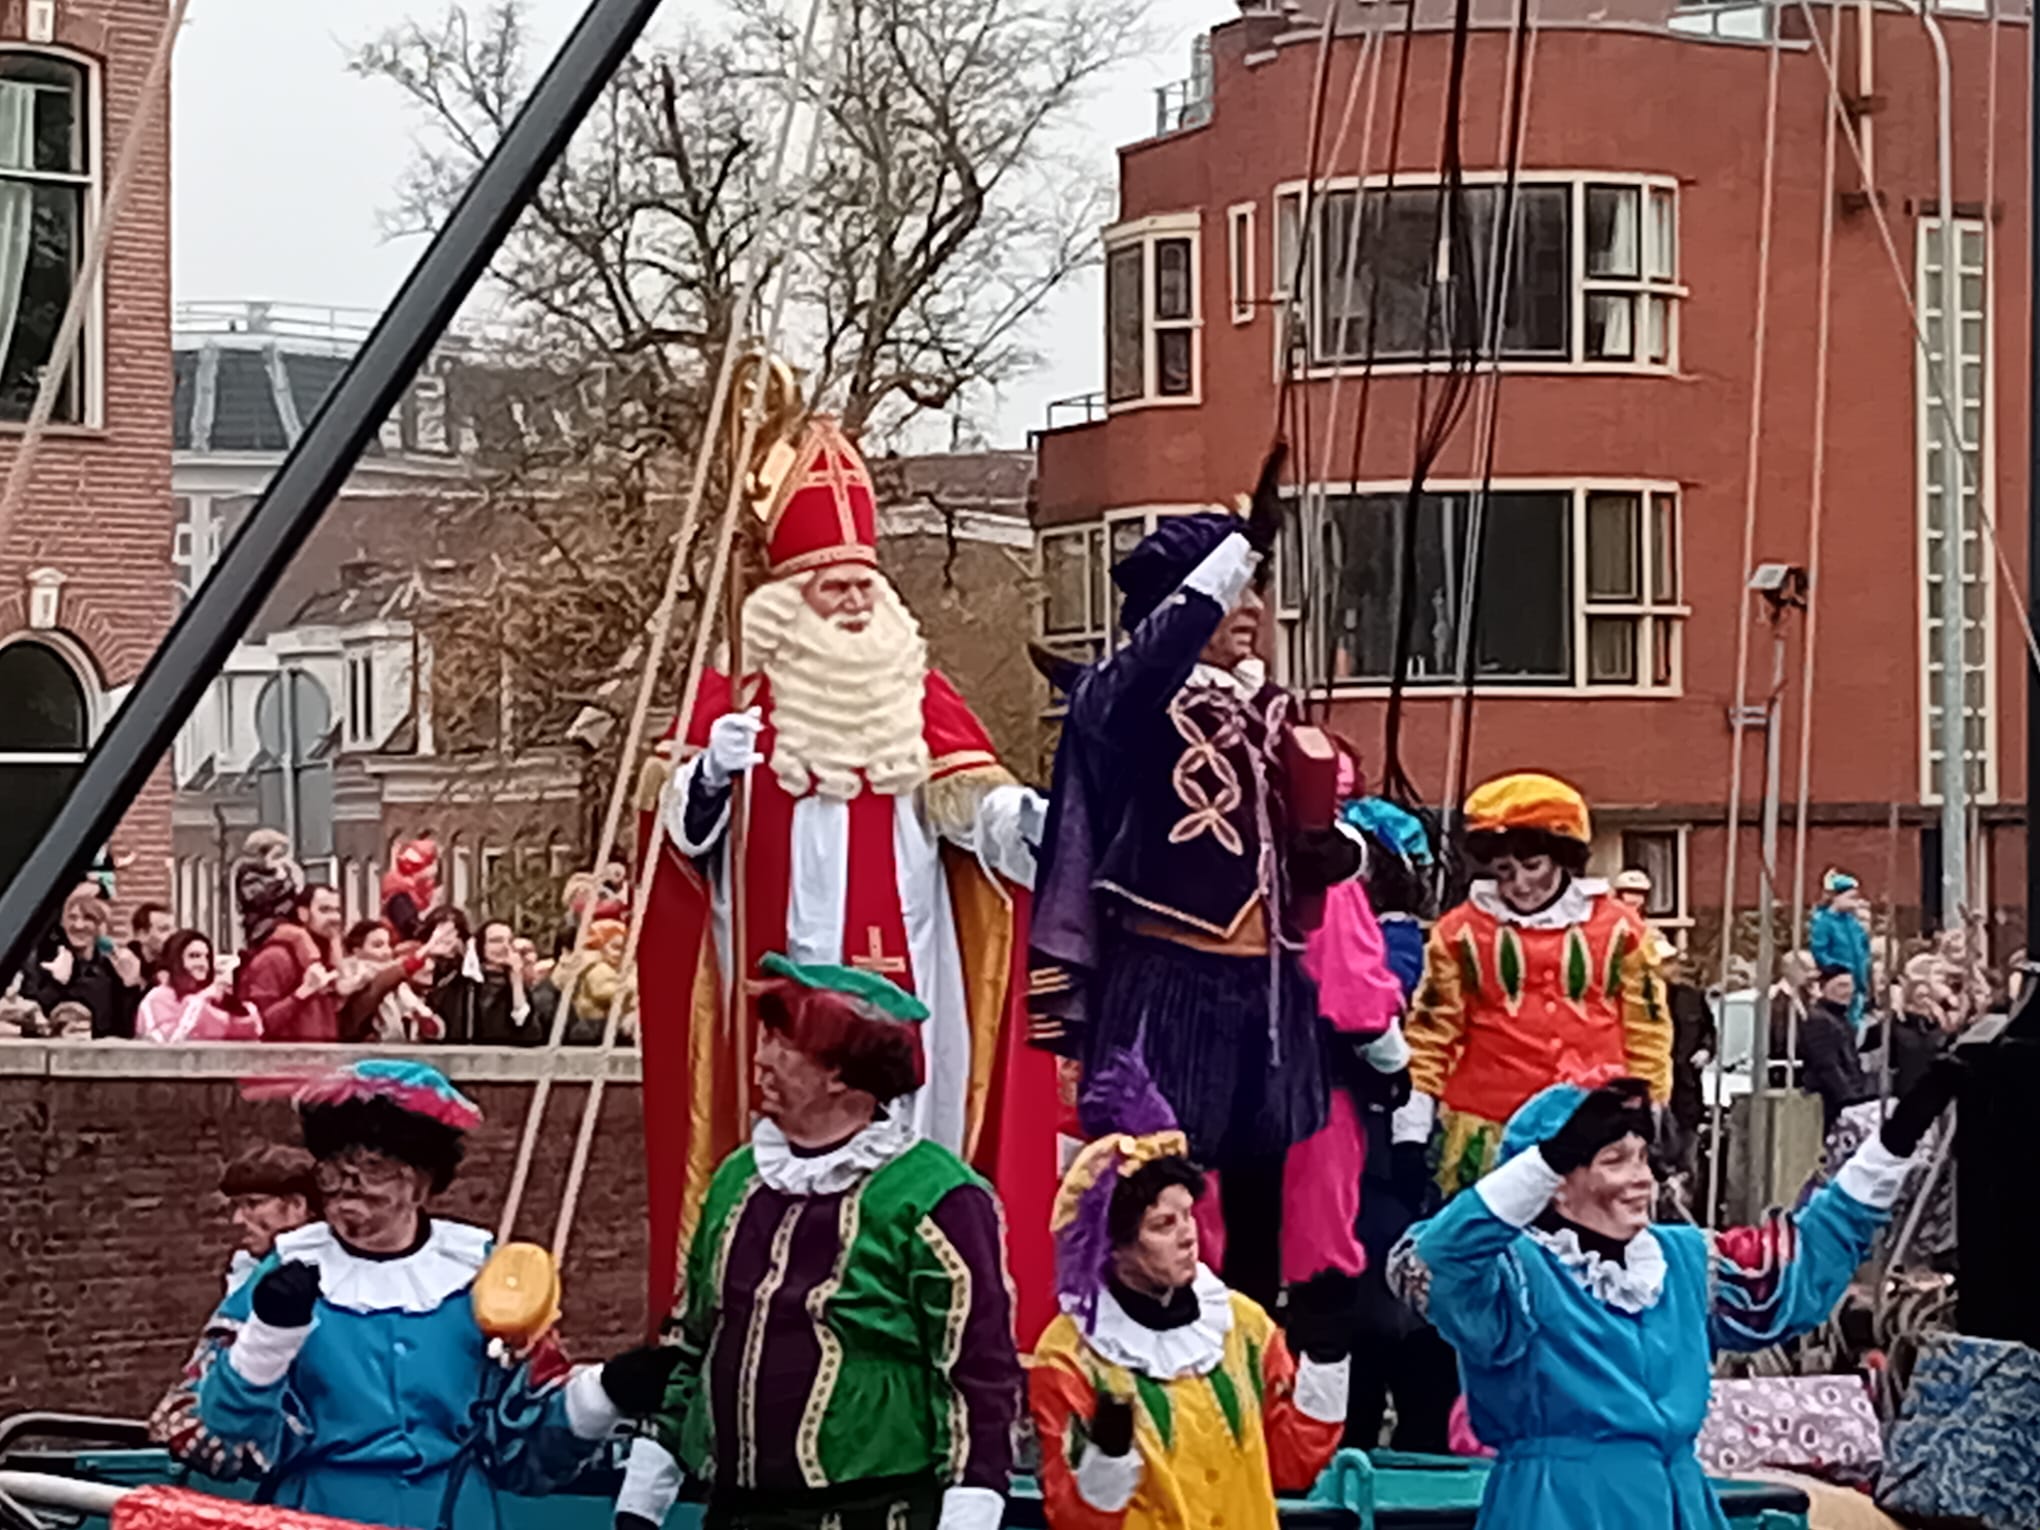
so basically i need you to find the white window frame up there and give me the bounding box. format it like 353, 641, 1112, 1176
1615, 825, 1692, 934
1036, 507, 1215, 706
1227, 201, 1256, 325
1268, 171, 1685, 379
0, 47, 103, 429
1102, 212, 1203, 411
1273, 478, 1690, 696
1915, 215, 1996, 806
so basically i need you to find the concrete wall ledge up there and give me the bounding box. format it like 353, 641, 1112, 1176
0, 1041, 645, 1082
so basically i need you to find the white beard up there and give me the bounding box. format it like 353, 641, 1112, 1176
743, 573, 932, 800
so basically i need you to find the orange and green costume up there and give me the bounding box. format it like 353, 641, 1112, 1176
1406, 886, 1669, 1195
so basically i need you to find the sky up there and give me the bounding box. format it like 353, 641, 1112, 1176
170, 0, 1239, 449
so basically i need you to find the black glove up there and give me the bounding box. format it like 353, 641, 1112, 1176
602, 1344, 687, 1416
1289, 827, 1362, 898
1282, 1270, 1363, 1363
616, 1516, 660, 1530
1091, 1393, 1135, 1457
1539, 1078, 1653, 1175
1391, 1140, 1436, 1213
1882, 1055, 1964, 1157
1243, 440, 1289, 554
252, 1260, 321, 1328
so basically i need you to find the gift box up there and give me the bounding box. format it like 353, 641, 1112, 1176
1696, 1374, 1882, 1488
1878, 1332, 2040, 1529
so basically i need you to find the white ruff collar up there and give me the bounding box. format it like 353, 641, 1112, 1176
1184, 657, 1266, 702
1072, 1264, 1234, 1380
1468, 877, 1608, 931
1525, 1224, 1667, 1314
273, 1219, 490, 1315
753, 1113, 917, 1197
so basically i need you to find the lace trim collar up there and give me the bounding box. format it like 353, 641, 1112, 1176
1184, 658, 1267, 703
272, 1219, 491, 1315
752, 1113, 917, 1197
1468, 878, 1609, 931
1525, 1223, 1667, 1313
1072, 1264, 1234, 1379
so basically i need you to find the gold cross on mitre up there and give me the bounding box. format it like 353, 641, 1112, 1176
849, 926, 907, 976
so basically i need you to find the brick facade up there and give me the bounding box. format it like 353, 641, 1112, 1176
0, 0, 174, 912
0, 1049, 648, 1415
1034, 4, 2031, 951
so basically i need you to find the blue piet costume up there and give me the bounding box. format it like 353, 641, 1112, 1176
191, 1062, 623, 1530
1029, 512, 1326, 1170
1389, 1079, 1922, 1530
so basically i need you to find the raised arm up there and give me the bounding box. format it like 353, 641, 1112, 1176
911, 1182, 1023, 1530
1391, 1150, 1547, 1368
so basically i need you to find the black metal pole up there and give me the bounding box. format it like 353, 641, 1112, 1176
0, 0, 671, 984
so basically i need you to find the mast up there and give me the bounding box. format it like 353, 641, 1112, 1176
0, 0, 672, 983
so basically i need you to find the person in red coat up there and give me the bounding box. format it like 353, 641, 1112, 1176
239, 884, 344, 1043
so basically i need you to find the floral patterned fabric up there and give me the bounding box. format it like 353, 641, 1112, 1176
1694, 1376, 1882, 1488
1878, 1333, 2040, 1530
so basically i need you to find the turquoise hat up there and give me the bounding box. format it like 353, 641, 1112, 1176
1498, 1081, 1590, 1166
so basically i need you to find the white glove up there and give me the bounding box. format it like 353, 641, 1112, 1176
699, 707, 764, 789
1391, 1091, 1437, 1146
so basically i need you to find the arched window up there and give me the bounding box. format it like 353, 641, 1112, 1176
0, 637, 89, 887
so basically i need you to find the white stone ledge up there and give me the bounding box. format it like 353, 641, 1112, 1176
0, 1040, 645, 1083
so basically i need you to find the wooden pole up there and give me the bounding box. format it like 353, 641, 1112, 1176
726, 528, 753, 1108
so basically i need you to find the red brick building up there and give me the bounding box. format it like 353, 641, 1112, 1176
0, 0, 173, 908
1034, 0, 2029, 952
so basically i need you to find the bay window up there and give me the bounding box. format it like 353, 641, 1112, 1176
1037, 511, 1173, 665
1274, 174, 1680, 372
1276, 481, 1686, 692
1103, 215, 1201, 407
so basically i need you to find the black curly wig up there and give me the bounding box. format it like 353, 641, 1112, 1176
1463, 826, 1591, 877
1108, 1156, 1206, 1248
301, 1095, 466, 1194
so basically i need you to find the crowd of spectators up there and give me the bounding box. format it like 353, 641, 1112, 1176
0, 831, 640, 1047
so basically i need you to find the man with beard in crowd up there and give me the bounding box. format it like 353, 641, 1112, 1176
638, 414, 1053, 1332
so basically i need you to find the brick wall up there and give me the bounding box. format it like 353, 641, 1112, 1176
0, 1048, 650, 1417
0, 0, 175, 912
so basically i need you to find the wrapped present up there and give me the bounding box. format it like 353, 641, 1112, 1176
1695, 1374, 1882, 1488
1878, 1332, 2040, 1529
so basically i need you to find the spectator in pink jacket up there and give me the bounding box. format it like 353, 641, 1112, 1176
138, 931, 263, 1044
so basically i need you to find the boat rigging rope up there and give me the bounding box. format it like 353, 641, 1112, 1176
1705, 10, 1783, 1231
0, 0, 191, 556
1439, 0, 1539, 826
498, 0, 841, 1251
1786, 2, 1843, 977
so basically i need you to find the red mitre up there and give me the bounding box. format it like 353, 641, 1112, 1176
763, 416, 879, 579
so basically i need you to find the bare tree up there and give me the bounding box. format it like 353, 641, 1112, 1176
349, 0, 1143, 843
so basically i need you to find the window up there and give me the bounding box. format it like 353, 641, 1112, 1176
345, 653, 375, 745
0, 637, 89, 889
1103, 217, 1201, 407
1918, 216, 1994, 803
1227, 202, 1256, 324
1276, 482, 1685, 692
0, 53, 91, 424
1582, 489, 1682, 687
1279, 175, 1679, 371
1618, 827, 1690, 928
1037, 511, 1172, 668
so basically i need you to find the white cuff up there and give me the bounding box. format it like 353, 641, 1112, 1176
936, 1485, 1006, 1530
1363, 1020, 1411, 1074
1181, 531, 1259, 610
1071, 1450, 1142, 1514
565, 1364, 625, 1440
1391, 1092, 1437, 1145
1834, 1136, 1914, 1211
1474, 1150, 1564, 1228
664, 756, 730, 858
227, 1315, 310, 1388
1294, 1356, 1351, 1425
616, 1436, 683, 1524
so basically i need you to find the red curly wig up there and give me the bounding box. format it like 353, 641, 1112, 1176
756, 977, 925, 1101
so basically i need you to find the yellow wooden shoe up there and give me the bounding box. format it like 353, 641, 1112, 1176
472, 1241, 562, 1353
